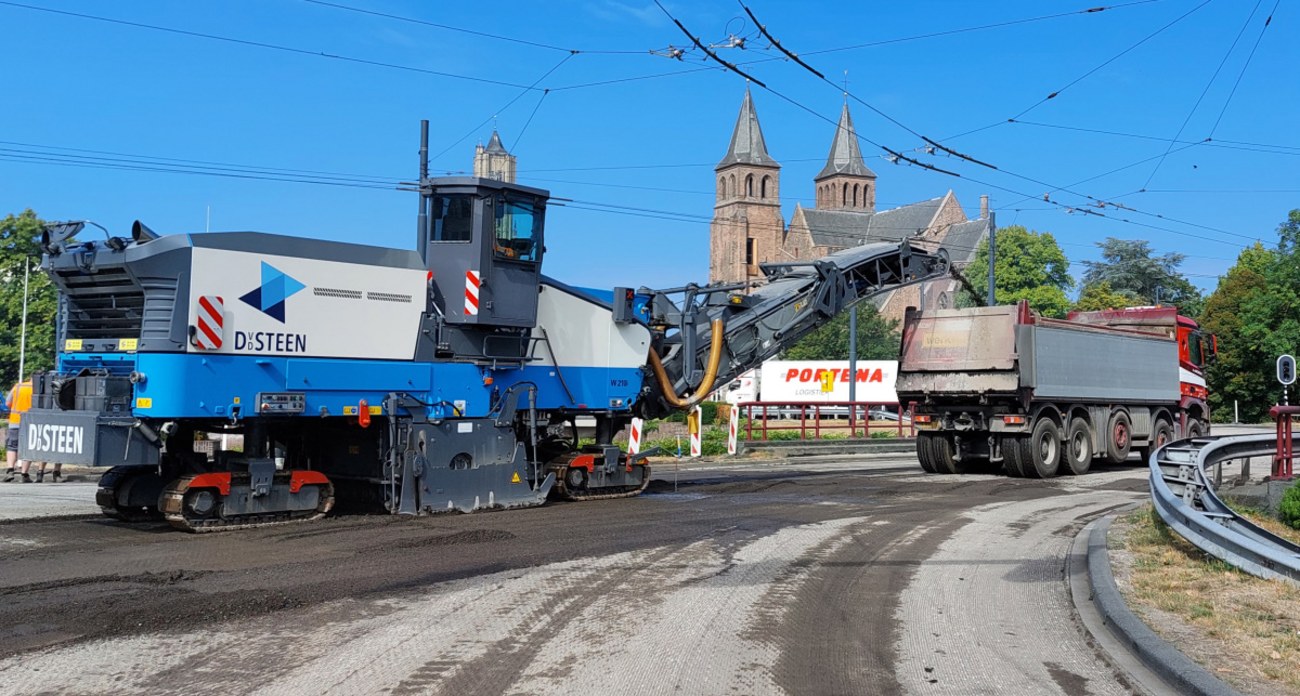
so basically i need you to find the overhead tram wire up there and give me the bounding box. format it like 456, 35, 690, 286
1208, 0, 1282, 138
0, 140, 400, 184
942, 0, 1213, 142
0, 140, 1254, 264
428, 52, 575, 165
1005, 120, 1300, 156
0, 1, 541, 91
730, 3, 1258, 246
1141, 0, 1266, 190
801, 1, 1166, 56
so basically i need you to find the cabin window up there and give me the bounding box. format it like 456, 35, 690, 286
493, 196, 541, 262
431, 195, 474, 242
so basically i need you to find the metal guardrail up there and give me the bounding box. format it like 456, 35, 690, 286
1149, 434, 1300, 584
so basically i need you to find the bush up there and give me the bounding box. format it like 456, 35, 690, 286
1280, 483, 1300, 530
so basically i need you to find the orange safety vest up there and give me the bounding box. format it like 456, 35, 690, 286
7, 380, 32, 426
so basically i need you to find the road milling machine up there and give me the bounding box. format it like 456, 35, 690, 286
19, 122, 951, 531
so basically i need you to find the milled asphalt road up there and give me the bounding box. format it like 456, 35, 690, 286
0, 454, 1155, 695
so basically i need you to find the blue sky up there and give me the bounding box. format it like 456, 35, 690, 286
2, 0, 1295, 294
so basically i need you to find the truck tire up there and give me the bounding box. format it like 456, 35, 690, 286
916, 434, 936, 473
930, 432, 965, 475
1186, 419, 1206, 439
1139, 419, 1173, 464
1064, 418, 1092, 476
1002, 436, 1027, 477
1104, 410, 1132, 465
1022, 418, 1062, 478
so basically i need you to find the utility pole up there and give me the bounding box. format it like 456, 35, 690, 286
17, 259, 30, 381
986, 210, 997, 307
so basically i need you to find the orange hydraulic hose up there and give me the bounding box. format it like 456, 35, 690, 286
648, 318, 725, 410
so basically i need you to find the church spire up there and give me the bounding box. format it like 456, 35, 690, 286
816, 103, 874, 180
717, 87, 779, 169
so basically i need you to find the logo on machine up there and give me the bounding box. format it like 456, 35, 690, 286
239, 262, 306, 323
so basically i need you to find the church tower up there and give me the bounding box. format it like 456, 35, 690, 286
814, 104, 875, 212
473, 131, 517, 183
710, 88, 783, 284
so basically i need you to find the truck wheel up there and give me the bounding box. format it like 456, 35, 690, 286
1002, 437, 1026, 477
1104, 411, 1132, 464
1186, 419, 1206, 439
916, 434, 936, 473
930, 433, 965, 474
1023, 418, 1061, 478
1139, 419, 1173, 463
1064, 419, 1092, 476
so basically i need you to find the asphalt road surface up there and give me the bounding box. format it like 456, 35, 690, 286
0, 455, 1150, 695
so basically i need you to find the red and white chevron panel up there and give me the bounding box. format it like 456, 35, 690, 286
727, 406, 739, 455
628, 418, 643, 456
689, 405, 702, 458
464, 269, 480, 316
196, 295, 224, 350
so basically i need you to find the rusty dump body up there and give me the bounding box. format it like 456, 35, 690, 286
896, 303, 1179, 406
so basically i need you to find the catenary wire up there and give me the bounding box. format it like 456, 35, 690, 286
1141, 0, 1265, 190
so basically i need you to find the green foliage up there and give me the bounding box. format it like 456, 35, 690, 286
1072, 280, 1139, 312
1200, 212, 1300, 422
1279, 483, 1300, 530
1080, 237, 1203, 317
0, 210, 57, 382
783, 302, 900, 360
961, 225, 1073, 317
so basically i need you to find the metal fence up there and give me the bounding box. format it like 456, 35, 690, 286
1149, 434, 1300, 585
737, 401, 914, 441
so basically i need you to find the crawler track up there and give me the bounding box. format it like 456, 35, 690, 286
159, 472, 335, 533
554, 465, 652, 501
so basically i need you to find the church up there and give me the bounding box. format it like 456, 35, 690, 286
708, 88, 992, 322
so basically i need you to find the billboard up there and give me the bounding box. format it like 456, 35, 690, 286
758, 360, 899, 404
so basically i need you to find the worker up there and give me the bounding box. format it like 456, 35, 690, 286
4, 377, 33, 483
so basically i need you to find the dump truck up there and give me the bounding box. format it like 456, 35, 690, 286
896, 302, 1213, 477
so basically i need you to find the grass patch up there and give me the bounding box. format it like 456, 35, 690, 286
1222, 496, 1300, 547
1116, 506, 1300, 691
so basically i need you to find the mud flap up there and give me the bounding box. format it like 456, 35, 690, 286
397, 449, 423, 516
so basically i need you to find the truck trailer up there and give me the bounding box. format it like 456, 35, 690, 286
896, 302, 1213, 477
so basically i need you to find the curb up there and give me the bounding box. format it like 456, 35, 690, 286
1085, 516, 1241, 696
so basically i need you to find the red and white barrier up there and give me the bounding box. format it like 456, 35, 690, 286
727, 406, 739, 455
689, 405, 702, 457
628, 417, 643, 456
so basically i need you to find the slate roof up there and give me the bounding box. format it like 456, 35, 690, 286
484, 131, 509, 155
816, 104, 876, 180
798, 196, 947, 248
940, 218, 990, 265
717, 88, 779, 169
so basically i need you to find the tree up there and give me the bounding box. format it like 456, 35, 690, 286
961, 225, 1073, 318
1080, 238, 1203, 317
1200, 211, 1300, 422
1072, 280, 1139, 312
783, 302, 900, 360
0, 210, 57, 383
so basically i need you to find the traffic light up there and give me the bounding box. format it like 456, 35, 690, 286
1279, 354, 1297, 386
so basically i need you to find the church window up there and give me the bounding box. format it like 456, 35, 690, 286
853, 184, 860, 207
746, 174, 754, 197
842, 183, 848, 206
729, 174, 736, 199
718, 176, 725, 200
745, 238, 755, 266
761, 175, 770, 199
